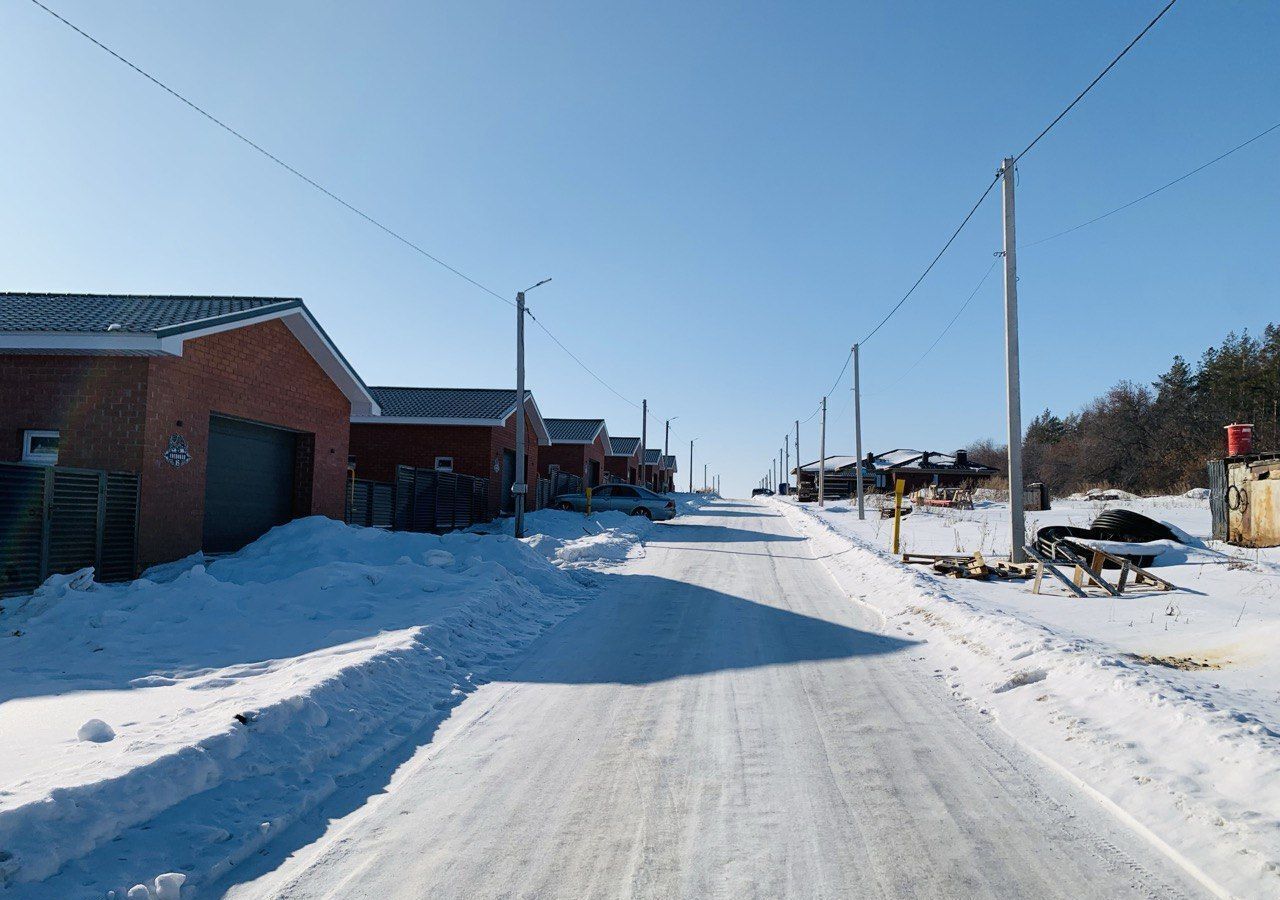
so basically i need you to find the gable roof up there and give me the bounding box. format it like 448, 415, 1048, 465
355, 387, 551, 445
0, 294, 293, 334
871, 449, 999, 473
544, 418, 607, 444
0, 293, 378, 415
608, 436, 641, 457
797, 450, 998, 475
660, 454, 678, 471
644, 448, 663, 466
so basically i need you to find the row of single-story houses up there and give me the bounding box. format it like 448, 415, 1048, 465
0, 293, 676, 575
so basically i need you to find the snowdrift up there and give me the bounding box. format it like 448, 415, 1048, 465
777, 497, 1280, 898
0, 502, 686, 898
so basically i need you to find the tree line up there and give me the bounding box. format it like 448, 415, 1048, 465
966, 324, 1280, 496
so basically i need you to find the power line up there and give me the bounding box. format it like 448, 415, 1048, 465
1015, 0, 1179, 163
525, 311, 642, 410
31, 0, 678, 426
826, 349, 853, 396
28, 0, 517, 310
866, 259, 999, 397
1024, 119, 1280, 248
857, 174, 1001, 347
854, 0, 1179, 349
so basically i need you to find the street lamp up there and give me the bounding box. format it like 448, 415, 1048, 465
514, 277, 551, 539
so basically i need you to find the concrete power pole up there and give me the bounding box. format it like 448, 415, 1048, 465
819, 396, 827, 508
853, 342, 865, 520
703, 463, 707, 492
689, 439, 694, 493
512, 279, 549, 539
640, 399, 648, 491
784, 438, 789, 496
794, 419, 800, 499
514, 290, 528, 539
1001, 156, 1026, 563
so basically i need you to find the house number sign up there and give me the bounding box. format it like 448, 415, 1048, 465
163, 434, 192, 468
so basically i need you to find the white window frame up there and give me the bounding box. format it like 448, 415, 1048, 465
434, 456, 454, 472
22, 429, 60, 465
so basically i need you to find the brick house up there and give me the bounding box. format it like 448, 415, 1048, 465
605, 436, 642, 485
0, 294, 376, 569
642, 448, 665, 492
540, 418, 610, 487
659, 454, 678, 492
348, 387, 550, 518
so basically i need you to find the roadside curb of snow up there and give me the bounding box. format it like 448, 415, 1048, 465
775, 499, 1276, 899
0, 506, 684, 899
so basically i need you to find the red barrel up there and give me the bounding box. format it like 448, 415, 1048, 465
1226, 423, 1254, 456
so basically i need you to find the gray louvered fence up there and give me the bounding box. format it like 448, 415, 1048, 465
0, 461, 139, 596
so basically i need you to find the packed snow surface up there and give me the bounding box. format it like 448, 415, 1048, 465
215, 498, 1196, 900
778, 492, 1280, 897
0, 502, 691, 898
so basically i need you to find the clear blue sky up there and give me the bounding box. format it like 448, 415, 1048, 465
2, 1, 1276, 496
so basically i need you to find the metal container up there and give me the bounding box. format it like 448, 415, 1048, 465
1209, 453, 1280, 547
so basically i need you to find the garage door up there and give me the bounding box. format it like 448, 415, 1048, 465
202, 415, 298, 553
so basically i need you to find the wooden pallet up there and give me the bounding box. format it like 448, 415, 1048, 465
1024, 543, 1175, 596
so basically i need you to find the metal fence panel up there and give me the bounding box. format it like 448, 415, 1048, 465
100, 473, 140, 582
46, 469, 102, 577
0, 464, 46, 595
0, 462, 140, 595
1207, 459, 1228, 541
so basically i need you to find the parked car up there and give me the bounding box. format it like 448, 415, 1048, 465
751, 488, 775, 497
555, 484, 677, 520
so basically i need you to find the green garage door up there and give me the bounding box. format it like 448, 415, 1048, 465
202, 415, 298, 553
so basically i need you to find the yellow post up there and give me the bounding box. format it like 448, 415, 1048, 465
585, 486, 592, 516
891, 478, 905, 554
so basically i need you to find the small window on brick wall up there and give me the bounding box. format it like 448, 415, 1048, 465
22, 430, 60, 465
435, 456, 454, 472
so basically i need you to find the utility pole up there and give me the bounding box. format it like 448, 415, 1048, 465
664, 419, 670, 459
819, 396, 827, 508
703, 463, 707, 492
854, 342, 865, 520
640, 399, 648, 492
689, 439, 695, 493
1001, 156, 1026, 563
795, 419, 800, 499
784, 438, 789, 495
513, 278, 549, 540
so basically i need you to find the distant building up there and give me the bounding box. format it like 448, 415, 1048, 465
540, 418, 610, 487
793, 448, 998, 497
349, 387, 550, 518
606, 436, 642, 485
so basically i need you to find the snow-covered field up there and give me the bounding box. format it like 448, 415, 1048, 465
0, 500, 701, 899
777, 493, 1280, 897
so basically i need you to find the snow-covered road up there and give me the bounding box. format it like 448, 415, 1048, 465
219, 499, 1203, 899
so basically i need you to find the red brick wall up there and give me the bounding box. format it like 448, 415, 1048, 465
604, 451, 640, 484
539, 443, 585, 479
139, 319, 351, 566
0, 355, 149, 470
349, 405, 542, 518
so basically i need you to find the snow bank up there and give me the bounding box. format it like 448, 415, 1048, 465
0, 504, 680, 898
776, 497, 1280, 897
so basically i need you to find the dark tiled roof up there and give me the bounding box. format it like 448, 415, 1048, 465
660, 454, 677, 470
369, 387, 520, 420
609, 436, 641, 456
0, 293, 297, 334
545, 418, 605, 443
644, 449, 663, 465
